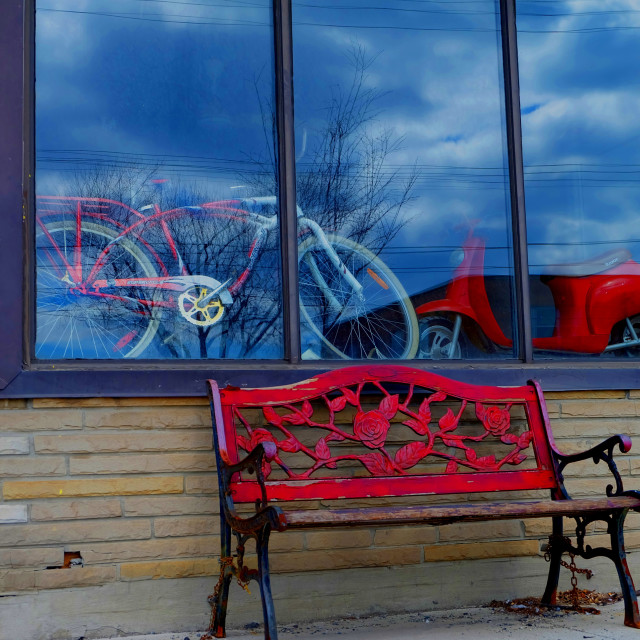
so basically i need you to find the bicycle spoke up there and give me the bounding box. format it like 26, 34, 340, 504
299, 234, 417, 360
36, 219, 160, 359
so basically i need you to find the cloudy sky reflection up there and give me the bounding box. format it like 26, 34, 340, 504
518, 0, 640, 270
37, 0, 638, 359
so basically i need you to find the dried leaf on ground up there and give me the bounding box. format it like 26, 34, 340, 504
488, 589, 622, 616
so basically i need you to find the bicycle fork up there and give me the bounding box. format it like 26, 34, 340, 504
299, 217, 364, 313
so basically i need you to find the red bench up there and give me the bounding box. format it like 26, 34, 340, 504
205, 365, 640, 639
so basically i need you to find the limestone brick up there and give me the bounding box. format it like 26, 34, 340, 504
547, 418, 640, 438
522, 518, 554, 537
628, 459, 640, 476
305, 529, 371, 550
153, 515, 218, 538
544, 391, 626, 400
123, 495, 216, 517
424, 539, 540, 562
540, 401, 561, 418
625, 511, 640, 530
0, 504, 27, 523
3, 476, 183, 499
0, 410, 82, 431
560, 477, 629, 498
185, 475, 218, 494
0, 520, 151, 546
373, 526, 437, 547
0, 569, 36, 594
34, 431, 211, 453
35, 566, 117, 590
270, 545, 421, 573
269, 532, 306, 553
83, 407, 209, 429
559, 400, 640, 419
70, 452, 215, 475
0, 436, 29, 454
0, 399, 27, 409
120, 558, 218, 580
0, 456, 66, 477
76, 535, 218, 564
30, 498, 122, 521
622, 530, 640, 549
438, 520, 522, 543
0, 547, 63, 569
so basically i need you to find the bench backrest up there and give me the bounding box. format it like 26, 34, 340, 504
207, 365, 559, 504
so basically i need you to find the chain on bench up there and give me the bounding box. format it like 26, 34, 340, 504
202, 550, 253, 640
544, 534, 595, 611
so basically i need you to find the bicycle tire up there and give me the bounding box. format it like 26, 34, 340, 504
36, 220, 160, 359
298, 233, 419, 360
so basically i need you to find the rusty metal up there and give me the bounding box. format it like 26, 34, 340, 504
207, 365, 640, 638
544, 534, 594, 611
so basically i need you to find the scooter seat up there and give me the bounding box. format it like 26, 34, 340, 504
540, 248, 631, 279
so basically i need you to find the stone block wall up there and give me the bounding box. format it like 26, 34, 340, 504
2, 390, 640, 639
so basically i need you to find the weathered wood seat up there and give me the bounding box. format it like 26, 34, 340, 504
206, 365, 640, 638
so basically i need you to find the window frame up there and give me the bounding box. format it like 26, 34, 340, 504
3, 0, 640, 398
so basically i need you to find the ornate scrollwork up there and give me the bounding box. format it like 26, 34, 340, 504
232, 381, 533, 479
553, 435, 637, 500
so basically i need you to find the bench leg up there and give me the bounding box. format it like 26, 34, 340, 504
211, 512, 233, 638
541, 516, 563, 606
610, 510, 640, 628
257, 525, 278, 640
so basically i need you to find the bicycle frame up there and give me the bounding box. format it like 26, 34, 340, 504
36, 195, 364, 317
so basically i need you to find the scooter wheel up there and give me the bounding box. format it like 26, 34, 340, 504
612, 315, 640, 357
418, 315, 467, 360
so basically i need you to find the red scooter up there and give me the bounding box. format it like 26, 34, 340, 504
416, 227, 640, 358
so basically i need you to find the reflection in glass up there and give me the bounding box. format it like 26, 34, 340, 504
292, 0, 516, 360
519, 0, 640, 358
35, 0, 283, 359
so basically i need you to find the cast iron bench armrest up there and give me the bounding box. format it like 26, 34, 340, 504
551, 434, 640, 500
218, 441, 285, 534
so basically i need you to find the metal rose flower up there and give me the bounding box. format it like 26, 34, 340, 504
353, 410, 391, 449
481, 406, 511, 436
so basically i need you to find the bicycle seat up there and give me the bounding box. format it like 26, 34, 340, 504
540, 248, 632, 280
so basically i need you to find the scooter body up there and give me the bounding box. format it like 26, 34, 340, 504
416, 230, 640, 355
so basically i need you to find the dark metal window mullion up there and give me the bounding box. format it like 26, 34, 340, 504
25, 0, 36, 368
273, 0, 300, 363
500, 0, 533, 363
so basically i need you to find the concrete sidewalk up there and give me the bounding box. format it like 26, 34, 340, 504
93, 601, 638, 640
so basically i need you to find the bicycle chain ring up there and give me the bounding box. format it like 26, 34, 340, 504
178, 285, 225, 326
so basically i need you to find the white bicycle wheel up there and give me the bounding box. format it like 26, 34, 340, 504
36, 220, 160, 359
298, 234, 419, 360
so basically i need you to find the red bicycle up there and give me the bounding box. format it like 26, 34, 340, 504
35, 195, 418, 360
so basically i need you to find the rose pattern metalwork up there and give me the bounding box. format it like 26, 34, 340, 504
476, 404, 511, 436
233, 382, 532, 479
353, 410, 391, 449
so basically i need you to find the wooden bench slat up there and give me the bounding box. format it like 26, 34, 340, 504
283, 496, 640, 528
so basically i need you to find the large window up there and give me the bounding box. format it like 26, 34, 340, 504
33, 0, 517, 363
1, 0, 640, 394
518, 0, 640, 361
35, 0, 283, 360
